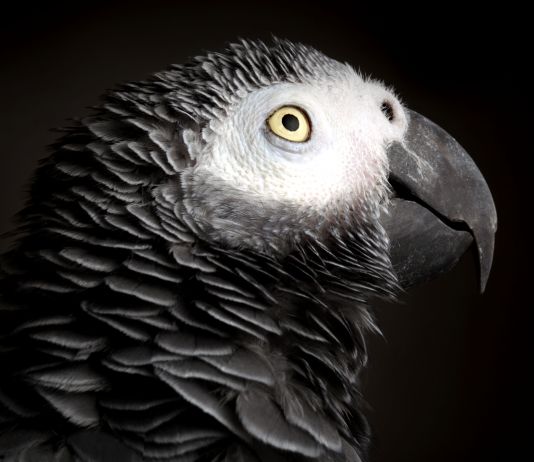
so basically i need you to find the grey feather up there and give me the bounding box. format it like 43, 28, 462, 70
236, 390, 323, 458
156, 331, 234, 356
29, 330, 107, 353
218, 302, 282, 335
282, 394, 343, 452
171, 245, 217, 273
124, 257, 183, 283
105, 274, 176, 307
24, 364, 108, 392
155, 359, 246, 391
35, 387, 99, 427
146, 422, 226, 445
201, 349, 274, 386
155, 371, 248, 441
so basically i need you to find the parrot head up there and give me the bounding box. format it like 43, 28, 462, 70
0, 38, 497, 462
157, 38, 496, 291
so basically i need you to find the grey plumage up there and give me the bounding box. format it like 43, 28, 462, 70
0, 38, 400, 461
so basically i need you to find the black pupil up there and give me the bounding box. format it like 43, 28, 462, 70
282, 114, 300, 131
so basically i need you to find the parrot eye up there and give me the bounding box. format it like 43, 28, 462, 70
267, 106, 311, 142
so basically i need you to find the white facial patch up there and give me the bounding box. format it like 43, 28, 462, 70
184, 65, 408, 222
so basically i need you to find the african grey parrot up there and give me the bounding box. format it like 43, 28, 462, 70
0, 39, 496, 462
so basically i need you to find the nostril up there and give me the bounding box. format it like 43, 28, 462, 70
381, 101, 395, 122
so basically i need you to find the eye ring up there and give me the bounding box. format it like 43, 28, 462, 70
267, 106, 311, 142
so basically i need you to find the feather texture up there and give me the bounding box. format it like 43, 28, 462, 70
0, 38, 399, 462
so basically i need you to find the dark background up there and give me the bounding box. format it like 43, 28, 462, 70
0, 2, 529, 460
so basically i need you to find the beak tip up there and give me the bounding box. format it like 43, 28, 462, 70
479, 275, 489, 294
476, 226, 496, 294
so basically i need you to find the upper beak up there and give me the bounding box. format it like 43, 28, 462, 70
381, 109, 497, 292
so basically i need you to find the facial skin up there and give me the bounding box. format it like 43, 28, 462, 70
180, 64, 408, 253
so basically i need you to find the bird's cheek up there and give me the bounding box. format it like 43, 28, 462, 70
342, 136, 389, 199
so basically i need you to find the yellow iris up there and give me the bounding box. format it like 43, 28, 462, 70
267, 106, 311, 142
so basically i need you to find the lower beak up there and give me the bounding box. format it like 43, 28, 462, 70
381, 109, 497, 292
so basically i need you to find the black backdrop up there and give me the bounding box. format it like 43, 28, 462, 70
0, 2, 529, 461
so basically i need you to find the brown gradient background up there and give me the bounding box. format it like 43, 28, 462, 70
0, 2, 529, 461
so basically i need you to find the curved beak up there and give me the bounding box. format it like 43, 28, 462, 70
381, 110, 497, 292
